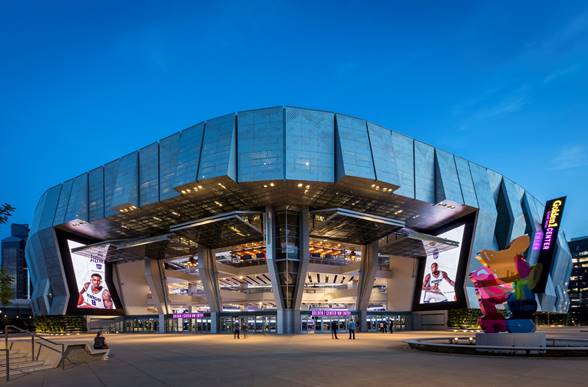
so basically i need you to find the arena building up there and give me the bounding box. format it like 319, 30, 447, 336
26, 107, 573, 334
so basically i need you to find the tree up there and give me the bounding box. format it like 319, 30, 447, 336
0, 202, 15, 305
0, 268, 14, 305
0, 203, 15, 225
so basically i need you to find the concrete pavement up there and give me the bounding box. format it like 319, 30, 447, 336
6, 329, 588, 386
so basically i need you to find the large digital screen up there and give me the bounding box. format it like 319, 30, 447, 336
534, 196, 567, 293
67, 240, 118, 310
418, 225, 465, 304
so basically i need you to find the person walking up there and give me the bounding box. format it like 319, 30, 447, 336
379, 321, 385, 333
241, 320, 248, 339
233, 320, 240, 339
389, 319, 394, 334
348, 319, 356, 340
331, 320, 339, 339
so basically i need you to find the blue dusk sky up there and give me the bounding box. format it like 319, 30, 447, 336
1, 0, 587, 239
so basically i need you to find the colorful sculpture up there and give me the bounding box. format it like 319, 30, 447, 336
469, 235, 542, 333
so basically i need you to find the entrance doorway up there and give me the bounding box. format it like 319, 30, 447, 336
220, 313, 277, 333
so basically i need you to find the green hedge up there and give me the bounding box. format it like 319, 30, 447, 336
34, 315, 87, 333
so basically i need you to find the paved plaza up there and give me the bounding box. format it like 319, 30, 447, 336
6, 329, 587, 386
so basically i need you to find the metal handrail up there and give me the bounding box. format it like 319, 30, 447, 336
3, 325, 65, 373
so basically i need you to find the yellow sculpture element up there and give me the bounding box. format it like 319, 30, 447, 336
477, 235, 530, 282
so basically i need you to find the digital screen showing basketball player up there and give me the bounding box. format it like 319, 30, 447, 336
67, 239, 118, 310
77, 273, 114, 309
421, 262, 455, 303
418, 225, 465, 304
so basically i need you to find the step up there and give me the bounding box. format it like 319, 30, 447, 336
0, 364, 54, 380
1, 360, 46, 370
0, 356, 39, 366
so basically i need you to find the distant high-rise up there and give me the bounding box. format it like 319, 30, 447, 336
568, 236, 588, 325
1, 223, 31, 299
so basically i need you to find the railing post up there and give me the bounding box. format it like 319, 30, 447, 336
32, 334, 35, 361
61, 344, 65, 370
5, 349, 9, 382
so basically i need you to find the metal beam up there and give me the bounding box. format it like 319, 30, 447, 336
311, 208, 405, 228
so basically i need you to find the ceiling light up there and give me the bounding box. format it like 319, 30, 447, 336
297, 183, 303, 188
269, 182, 275, 187
305, 161, 310, 166
263, 184, 268, 188
197, 185, 203, 190
214, 201, 223, 207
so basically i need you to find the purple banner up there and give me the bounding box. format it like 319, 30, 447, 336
311, 309, 351, 317
172, 313, 204, 319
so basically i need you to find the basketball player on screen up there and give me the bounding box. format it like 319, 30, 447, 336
77, 273, 113, 309
422, 262, 456, 303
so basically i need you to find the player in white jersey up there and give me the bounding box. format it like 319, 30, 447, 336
77, 273, 113, 309
422, 262, 456, 303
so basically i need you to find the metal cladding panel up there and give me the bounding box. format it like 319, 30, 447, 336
414, 141, 435, 203
502, 178, 526, 242
198, 113, 237, 181
454, 156, 478, 207
390, 131, 414, 198
238, 107, 285, 182
31, 185, 62, 233
334, 114, 375, 181
285, 107, 335, 182
111, 152, 139, 210
434, 149, 464, 204
175, 122, 205, 188
53, 179, 73, 226
367, 122, 400, 186
159, 133, 180, 201
139, 143, 160, 206
88, 167, 105, 222
465, 162, 499, 307
486, 169, 503, 202
65, 174, 89, 222
104, 159, 120, 217
552, 235, 572, 312
27, 229, 68, 315
522, 193, 541, 265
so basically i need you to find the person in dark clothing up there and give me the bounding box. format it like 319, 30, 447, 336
348, 319, 356, 340
93, 332, 108, 349
331, 320, 339, 339
233, 321, 240, 339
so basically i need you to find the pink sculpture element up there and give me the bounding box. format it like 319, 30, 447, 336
469, 267, 512, 333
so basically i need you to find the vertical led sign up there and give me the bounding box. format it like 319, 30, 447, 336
535, 196, 566, 292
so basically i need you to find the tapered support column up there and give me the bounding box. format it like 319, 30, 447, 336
264, 206, 310, 334
144, 258, 170, 332
356, 241, 379, 332
198, 245, 222, 333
